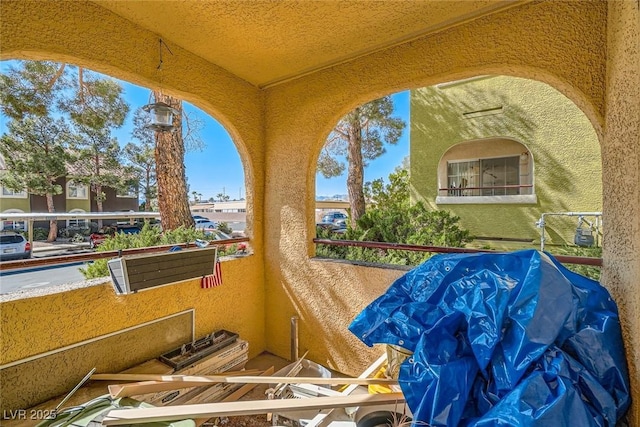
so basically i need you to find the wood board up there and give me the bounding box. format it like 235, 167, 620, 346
94, 374, 398, 386
111, 369, 263, 398
102, 392, 405, 425
193, 366, 276, 427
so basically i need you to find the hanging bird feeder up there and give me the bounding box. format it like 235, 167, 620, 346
143, 38, 177, 132
143, 101, 178, 132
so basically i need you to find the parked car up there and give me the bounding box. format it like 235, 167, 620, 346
194, 218, 218, 231
321, 211, 348, 224
205, 229, 247, 252
89, 225, 141, 248
0, 231, 31, 260
192, 215, 208, 221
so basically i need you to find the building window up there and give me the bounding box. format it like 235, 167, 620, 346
447, 156, 521, 196
67, 209, 88, 228
67, 181, 88, 199
1, 209, 26, 231
1, 186, 27, 198
436, 139, 535, 205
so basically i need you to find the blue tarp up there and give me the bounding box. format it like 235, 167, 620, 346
349, 250, 630, 426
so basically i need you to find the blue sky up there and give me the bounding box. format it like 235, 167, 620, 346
1, 61, 410, 200
114, 82, 410, 200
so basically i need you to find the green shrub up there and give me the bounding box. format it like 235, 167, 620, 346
547, 245, 602, 281
217, 222, 233, 234
58, 226, 90, 238
316, 169, 471, 266
80, 223, 240, 279
32, 227, 49, 241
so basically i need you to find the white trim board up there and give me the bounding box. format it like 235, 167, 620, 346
102, 392, 405, 425
94, 373, 398, 386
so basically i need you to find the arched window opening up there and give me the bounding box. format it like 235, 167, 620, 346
1, 59, 249, 265
66, 181, 89, 199
67, 208, 88, 228
1, 209, 26, 231
437, 138, 535, 204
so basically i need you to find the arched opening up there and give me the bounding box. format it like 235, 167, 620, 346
410, 74, 602, 248
314, 91, 409, 229
1, 208, 26, 231
0, 59, 249, 240
436, 138, 535, 203
66, 208, 87, 229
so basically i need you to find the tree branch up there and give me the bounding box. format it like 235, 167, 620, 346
46, 64, 66, 90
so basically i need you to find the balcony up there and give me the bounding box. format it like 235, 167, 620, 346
0, 0, 638, 423
0, 237, 604, 423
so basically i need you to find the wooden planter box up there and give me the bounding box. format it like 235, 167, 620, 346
108, 247, 218, 294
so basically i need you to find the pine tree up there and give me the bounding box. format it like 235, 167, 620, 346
318, 97, 404, 226
0, 61, 72, 241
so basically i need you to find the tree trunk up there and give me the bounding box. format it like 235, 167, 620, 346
347, 109, 366, 228
144, 168, 151, 212
45, 193, 57, 242
93, 184, 104, 229
154, 91, 194, 231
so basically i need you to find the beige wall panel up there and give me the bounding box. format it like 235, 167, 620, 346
603, 1, 640, 425
0, 311, 192, 412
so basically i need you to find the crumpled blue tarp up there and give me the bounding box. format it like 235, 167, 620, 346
349, 250, 630, 426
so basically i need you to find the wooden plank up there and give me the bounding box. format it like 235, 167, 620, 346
102, 392, 405, 425
127, 255, 215, 277
171, 339, 248, 377
110, 369, 263, 398
128, 268, 211, 291
220, 367, 275, 403
123, 247, 216, 265
93, 374, 398, 386
193, 366, 275, 427
127, 354, 249, 405
164, 361, 249, 406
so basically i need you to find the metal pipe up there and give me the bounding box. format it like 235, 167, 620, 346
536, 212, 602, 251
290, 316, 299, 362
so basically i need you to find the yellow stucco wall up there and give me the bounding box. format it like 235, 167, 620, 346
65, 198, 90, 212
0, 197, 30, 213
261, 0, 612, 373
1, 0, 268, 411
1, 0, 638, 423
0, 257, 265, 410
410, 75, 602, 245
602, 1, 640, 424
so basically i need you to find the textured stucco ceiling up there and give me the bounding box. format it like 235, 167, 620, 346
93, 0, 527, 88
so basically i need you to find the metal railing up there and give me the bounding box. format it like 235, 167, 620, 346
0, 237, 249, 272
438, 184, 534, 196
313, 238, 602, 267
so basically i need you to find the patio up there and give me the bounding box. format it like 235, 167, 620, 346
0, 0, 638, 424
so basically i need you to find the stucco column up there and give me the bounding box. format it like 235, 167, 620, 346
602, 1, 640, 424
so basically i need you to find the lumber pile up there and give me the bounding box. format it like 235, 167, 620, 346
14, 330, 403, 427
93, 352, 403, 426
131, 334, 250, 406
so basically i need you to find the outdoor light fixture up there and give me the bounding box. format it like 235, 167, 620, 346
520, 151, 530, 161
143, 39, 177, 132
143, 100, 178, 132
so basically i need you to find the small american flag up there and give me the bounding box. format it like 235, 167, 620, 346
201, 260, 223, 288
